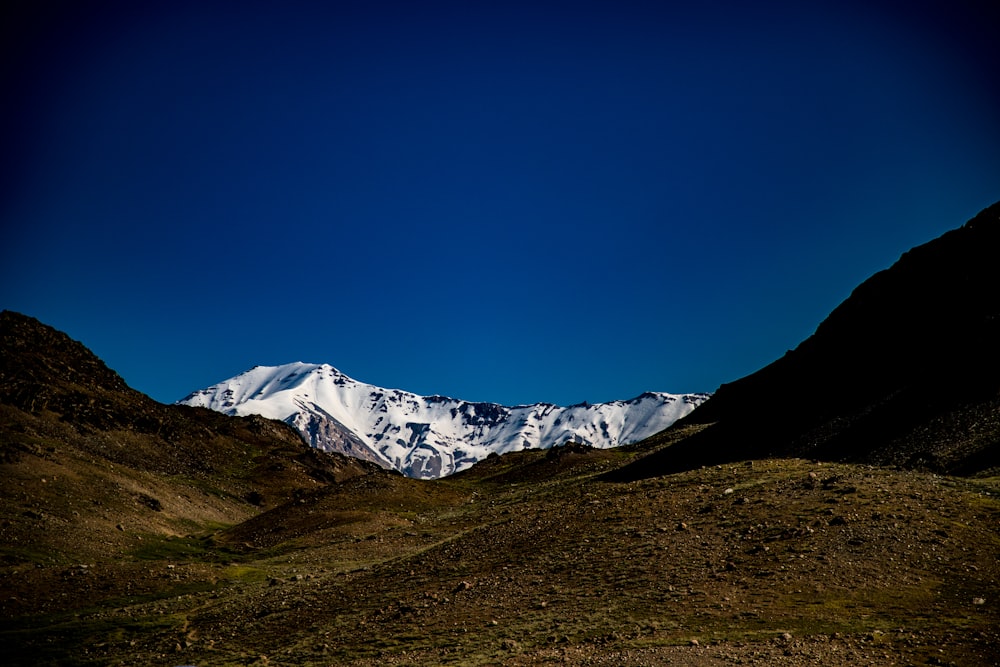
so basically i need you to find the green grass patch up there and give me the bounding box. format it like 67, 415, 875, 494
220, 563, 268, 582
0, 544, 70, 566
130, 534, 214, 561
2, 608, 184, 667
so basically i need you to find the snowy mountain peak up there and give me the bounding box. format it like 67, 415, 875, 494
178, 363, 710, 479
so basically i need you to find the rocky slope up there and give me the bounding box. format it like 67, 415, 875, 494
0, 310, 385, 562
179, 363, 709, 479
610, 201, 1000, 480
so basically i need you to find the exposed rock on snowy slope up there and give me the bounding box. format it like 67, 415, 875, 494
178, 364, 709, 479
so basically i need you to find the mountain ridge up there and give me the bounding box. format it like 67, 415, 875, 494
179, 362, 709, 479
0, 309, 387, 524
608, 200, 1000, 480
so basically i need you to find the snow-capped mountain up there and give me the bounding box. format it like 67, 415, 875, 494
178, 363, 710, 479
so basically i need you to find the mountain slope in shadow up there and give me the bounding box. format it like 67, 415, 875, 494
609, 201, 1000, 480
0, 310, 389, 564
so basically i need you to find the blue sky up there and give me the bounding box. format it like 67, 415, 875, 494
2, 0, 998, 406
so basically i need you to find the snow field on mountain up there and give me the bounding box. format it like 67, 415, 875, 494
180, 362, 709, 478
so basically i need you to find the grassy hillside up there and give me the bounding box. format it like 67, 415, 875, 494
3, 431, 998, 665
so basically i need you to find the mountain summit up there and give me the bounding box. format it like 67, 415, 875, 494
179, 363, 709, 479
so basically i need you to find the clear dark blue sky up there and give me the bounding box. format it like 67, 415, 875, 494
2, 0, 998, 406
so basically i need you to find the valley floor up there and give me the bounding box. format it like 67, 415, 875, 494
3, 433, 999, 666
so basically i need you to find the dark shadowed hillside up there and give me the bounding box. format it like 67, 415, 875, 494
610, 202, 1000, 480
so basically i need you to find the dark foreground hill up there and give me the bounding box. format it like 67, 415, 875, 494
610, 202, 1000, 481
1, 295, 999, 665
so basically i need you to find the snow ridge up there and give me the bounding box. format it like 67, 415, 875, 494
178, 363, 710, 479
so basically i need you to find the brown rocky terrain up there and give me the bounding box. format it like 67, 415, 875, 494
2, 417, 998, 666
